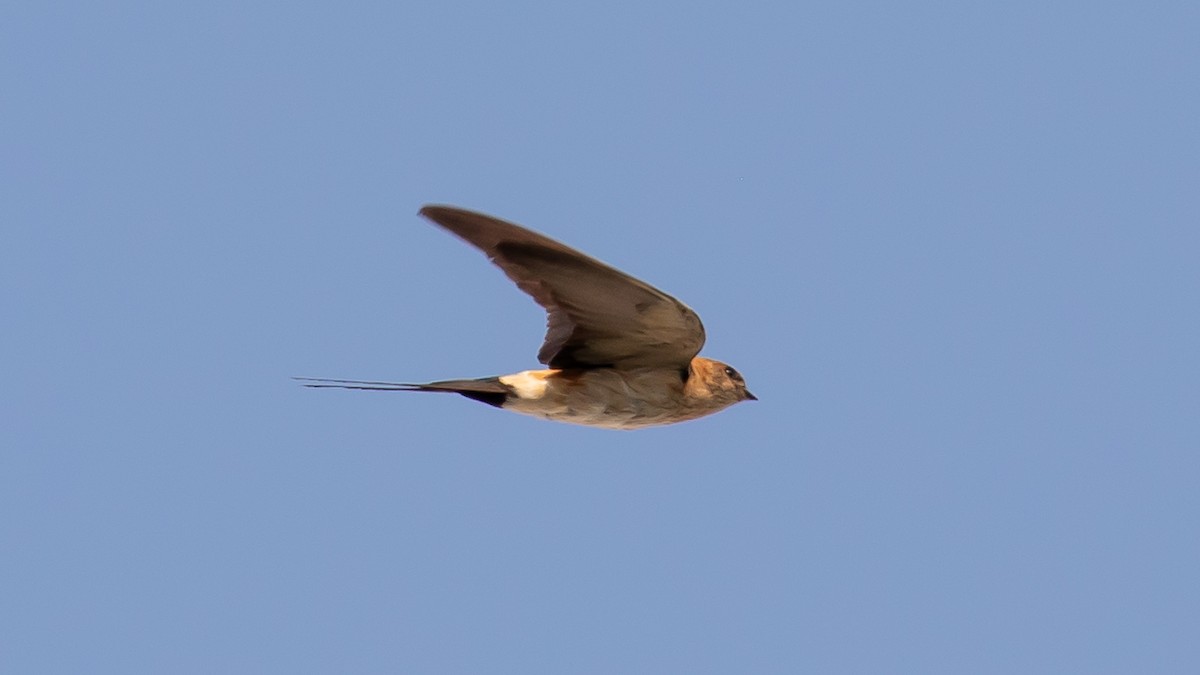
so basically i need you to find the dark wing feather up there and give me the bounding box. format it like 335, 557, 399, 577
418, 205, 705, 369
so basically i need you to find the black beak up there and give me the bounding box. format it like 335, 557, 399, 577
744, 390, 758, 401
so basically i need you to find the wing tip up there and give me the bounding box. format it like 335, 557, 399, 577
419, 204, 469, 223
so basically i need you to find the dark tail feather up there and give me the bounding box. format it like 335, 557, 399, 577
294, 376, 510, 408
294, 377, 421, 391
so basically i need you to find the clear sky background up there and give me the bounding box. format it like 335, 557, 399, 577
4, 2, 1198, 673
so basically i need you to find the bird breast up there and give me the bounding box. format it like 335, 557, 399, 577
498, 367, 723, 430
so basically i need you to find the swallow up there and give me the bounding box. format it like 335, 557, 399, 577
299, 205, 755, 429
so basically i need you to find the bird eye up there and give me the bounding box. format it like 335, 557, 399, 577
724, 366, 742, 382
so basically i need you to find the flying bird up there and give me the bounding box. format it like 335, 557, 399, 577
299, 205, 755, 429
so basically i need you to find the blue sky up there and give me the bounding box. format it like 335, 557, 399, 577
4, 2, 1198, 672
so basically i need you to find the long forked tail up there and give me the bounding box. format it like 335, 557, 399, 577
295, 377, 423, 391
294, 376, 510, 408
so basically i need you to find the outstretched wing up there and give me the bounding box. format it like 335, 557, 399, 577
419, 205, 706, 369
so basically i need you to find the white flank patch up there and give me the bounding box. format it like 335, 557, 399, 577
498, 371, 550, 400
